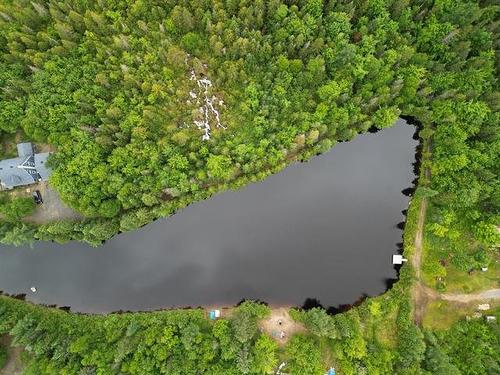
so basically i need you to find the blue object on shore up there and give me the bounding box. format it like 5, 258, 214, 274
209, 310, 221, 320
327, 368, 336, 375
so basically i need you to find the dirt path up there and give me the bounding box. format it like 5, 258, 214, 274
0, 336, 23, 375
412, 198, 427, 281
410, 138, 430, 325
411, 196, 429, 325
441, 289, 500, 303
259, 307, 306, 345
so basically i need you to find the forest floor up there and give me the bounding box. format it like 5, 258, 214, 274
0, 336, 23, 375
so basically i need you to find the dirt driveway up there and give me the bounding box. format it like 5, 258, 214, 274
24, 181, 82, 224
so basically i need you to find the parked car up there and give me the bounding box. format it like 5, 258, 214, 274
33, 190, 43, 204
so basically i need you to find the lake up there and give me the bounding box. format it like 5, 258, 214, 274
0, 120, 418, 313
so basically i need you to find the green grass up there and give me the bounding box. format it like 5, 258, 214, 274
422, 230, 499, 293
444, 261, 500, 293
374, 309, 399, 348
319, 337, 335, 369
423, 300, 500, 331
421, 203, 499, 293
423, 300, 471, 330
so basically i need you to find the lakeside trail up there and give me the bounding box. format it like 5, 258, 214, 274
0, 336, 23, 375
411, 195, 430, 325
411, 137, 431, 325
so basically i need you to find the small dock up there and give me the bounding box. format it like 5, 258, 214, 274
392, 254, 408, 265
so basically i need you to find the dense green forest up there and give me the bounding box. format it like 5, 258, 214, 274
1, 295, 499, 374
0, 0, 496, 246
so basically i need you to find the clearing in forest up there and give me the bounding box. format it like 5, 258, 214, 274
259, 307, 306, 344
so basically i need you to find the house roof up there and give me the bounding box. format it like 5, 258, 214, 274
0, 157, 36, 188
35, 153, 50, 179
17, 142, 33, 158
0, 143, 51, 189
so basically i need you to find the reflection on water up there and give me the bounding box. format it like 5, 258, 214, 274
0, 120, 418, 313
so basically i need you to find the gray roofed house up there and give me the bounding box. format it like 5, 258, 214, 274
0, 143, 51, 190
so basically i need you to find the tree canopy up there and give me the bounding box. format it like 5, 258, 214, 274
0, 0, 495, 245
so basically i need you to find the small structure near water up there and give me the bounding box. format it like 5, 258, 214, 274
392, 254, 408, 265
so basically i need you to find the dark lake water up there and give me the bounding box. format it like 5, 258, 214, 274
0, 120, 418, 313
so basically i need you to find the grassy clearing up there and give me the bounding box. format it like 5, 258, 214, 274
423, 300, 473, 330
444, 262, 500, 293
423, 300, 500, 331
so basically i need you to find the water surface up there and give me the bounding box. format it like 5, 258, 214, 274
0, 120, 417, 313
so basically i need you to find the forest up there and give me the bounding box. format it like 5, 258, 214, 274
0, 0, 495, 248
0, 293, 498, 374
0, 0, 498, 374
